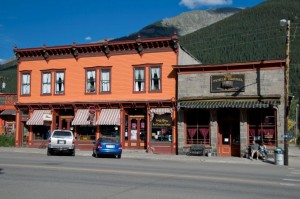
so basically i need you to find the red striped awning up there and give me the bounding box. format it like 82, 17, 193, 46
72, 109, 91, 126
96, 109, 120, 125
26, 110, 51, 125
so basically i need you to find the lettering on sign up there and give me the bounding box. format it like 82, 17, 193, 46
152, 114, 172, 127
211, 74, 245, 92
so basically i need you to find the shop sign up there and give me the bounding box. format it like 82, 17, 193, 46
152, 114, 172, 127
211, 74, 245, 92
43, 114, 52, 121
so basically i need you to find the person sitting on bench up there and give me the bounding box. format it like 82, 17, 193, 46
251, 140, 260, 160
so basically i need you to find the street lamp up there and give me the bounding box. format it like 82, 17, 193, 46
280, 19, 291, 166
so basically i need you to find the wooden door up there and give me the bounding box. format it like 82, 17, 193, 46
127, 116, 146, 149
218, 109, 240, 157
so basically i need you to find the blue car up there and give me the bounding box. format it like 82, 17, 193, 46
93, 137, 122, 158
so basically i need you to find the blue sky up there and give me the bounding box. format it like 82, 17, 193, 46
0, 0, 265, 63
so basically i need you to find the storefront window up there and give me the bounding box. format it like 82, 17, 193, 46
77, 126, 96, 140
186, 110, 210, 145
32, 125, 48, 140
248, 109, 276, 146
101, 125, 120, 141
151, 113, 172, 142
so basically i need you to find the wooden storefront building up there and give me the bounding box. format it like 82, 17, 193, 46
13, 35, 198, 154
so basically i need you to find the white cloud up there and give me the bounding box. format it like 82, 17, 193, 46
179, 0, 233, 9
85, 36, 92, 41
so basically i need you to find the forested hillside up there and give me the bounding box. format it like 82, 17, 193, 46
180, 0, 300, 96
0, 58, 17, 93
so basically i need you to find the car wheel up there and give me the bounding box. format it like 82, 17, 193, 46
116, 154, 121, 159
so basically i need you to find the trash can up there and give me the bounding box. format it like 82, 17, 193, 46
274, 147, 284, 165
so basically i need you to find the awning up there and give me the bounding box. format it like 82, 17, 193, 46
150, 108, 173, 121
95, 109, 120, 125
179, 100, 280, 109
26, 110, 51, 125
71, 109, 91, 126
0, 109, 16, 116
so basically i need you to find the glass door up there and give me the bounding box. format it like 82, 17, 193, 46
127, 116, 147, 149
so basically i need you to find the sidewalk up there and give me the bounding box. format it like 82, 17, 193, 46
1, 145, 299, 167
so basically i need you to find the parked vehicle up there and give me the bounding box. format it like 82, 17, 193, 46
92, 137, 122, 158
47, 130, 75, 156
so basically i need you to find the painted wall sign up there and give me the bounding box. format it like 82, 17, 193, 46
211, 74, 245, 92
152, 114, 172, 127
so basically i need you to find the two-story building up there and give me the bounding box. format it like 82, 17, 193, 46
13, 35, 199, 154
173, 60, 287, 157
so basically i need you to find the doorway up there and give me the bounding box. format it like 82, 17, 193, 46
217, 109, 240, 157
126, 115, 147, 149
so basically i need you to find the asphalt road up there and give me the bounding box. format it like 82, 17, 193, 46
0, 151, 300, 199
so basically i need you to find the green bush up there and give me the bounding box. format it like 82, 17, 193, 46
0, 135, 15, 147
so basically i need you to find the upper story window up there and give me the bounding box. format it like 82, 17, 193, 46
21, 73, 31, 95
134, 67, 145, 92
55, 72, 65, 95
150, 66, 161, 92
86, 70, 96, 93
100, 69, 110, 93
42, 72, 51, 95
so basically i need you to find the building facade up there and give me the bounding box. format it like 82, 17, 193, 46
173, 60, 286, 156
13, 36, 198, 154
0, 94, 17, 136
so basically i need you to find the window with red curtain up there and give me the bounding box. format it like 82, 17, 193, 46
186, 110, 210, 145
248, 108, 276, 146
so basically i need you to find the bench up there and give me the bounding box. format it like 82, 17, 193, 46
186, 145, 212, 156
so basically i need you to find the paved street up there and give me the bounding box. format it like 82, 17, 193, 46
1, 146, 300, 199
0, 144, 300, 167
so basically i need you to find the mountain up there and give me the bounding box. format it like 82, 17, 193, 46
114, 7, 241, 41
180, 0, 300, 97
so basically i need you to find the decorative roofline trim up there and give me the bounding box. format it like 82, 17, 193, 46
14, 35, 179, 61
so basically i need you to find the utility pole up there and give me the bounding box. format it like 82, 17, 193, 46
280, 19, 291, 166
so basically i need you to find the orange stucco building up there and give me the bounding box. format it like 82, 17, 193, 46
13, 35, 198, 154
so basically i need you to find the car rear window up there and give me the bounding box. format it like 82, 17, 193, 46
53, 131, 72, 137
100, 137, 117, 143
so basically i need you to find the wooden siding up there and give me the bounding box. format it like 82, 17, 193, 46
17, 51, 177, 103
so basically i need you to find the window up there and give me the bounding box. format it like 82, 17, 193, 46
186, 110, 210, 145
77, 126, 96, 141
42, 72, 51, 94
151, 113, 172, 142
248, 109, 276, 146
100, 69, 110, 92
150, 67, 161, 91
86, 70, 96, 93
134, 68, 145, 92
21, 73, 30, 95
55, 72, 64, 94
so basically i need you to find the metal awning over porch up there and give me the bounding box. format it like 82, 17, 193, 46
95, 109, 120, 125
178, 100, 280, 109
26, 110, 51, 125
72, 109, 91, 126
0, 109, 16, 116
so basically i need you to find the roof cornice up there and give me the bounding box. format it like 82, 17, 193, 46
14, 35, 179, 62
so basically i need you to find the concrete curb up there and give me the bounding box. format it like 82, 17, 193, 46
0, 147, 278, 165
